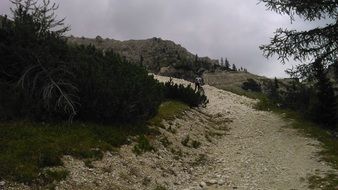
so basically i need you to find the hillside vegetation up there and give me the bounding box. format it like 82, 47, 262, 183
0, 1, 207, 123
0, 0, 207, 185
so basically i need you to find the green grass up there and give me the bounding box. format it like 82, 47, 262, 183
43, 169, 69, 183
221, 85, 266, 100
134, 100, 189, 154
0, 121, 148, 183
133, 135, 154, 155
0, 100, 190, 184
148, 100, 189, 127
308, 172, 338, 190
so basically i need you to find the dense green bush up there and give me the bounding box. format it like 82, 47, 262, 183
70, 46, 164, 123
162, 80, 208, 107
261, 78, 337, 131
0, 0, 207, 185
0, 0, 207, 124
0, 1, 163, 123
241, 79, 262, 92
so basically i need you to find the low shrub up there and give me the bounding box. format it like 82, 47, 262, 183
192, 140, 201, 148
133, 135, 154, 155
0, 6, 163, 124
70, 46, 164, 123
42, 169, 69, 183
162, 80, 208, 107
148, 101, 189, 127
241, 78, 262, 92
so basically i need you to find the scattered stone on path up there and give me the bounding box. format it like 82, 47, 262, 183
218, 179, 225, 185
206, 179, 217, 185
199, 181, 207, 188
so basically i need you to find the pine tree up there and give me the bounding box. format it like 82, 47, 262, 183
260, 0, 338, 73
274, 77, 279, 89
6, 0, 77, 120
268, 77, 280, 102
260, 0, 338, 131
312, 59, 337, 130
220, 57, 224, 66
140, 55, 144, 66
225, 58, 230, 70
333, 60, 338, 81
232, 64, 237, 71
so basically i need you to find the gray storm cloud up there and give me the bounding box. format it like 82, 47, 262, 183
1, 0, 322, 77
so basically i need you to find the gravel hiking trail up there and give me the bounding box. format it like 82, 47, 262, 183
7, 76, 336, 190
154, 76, 335, 190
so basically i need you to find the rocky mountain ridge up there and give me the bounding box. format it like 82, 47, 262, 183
68, 36, 220, 80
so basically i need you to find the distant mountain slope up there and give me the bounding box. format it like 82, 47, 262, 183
68, 36, 219, 80
204, 71, 267, 88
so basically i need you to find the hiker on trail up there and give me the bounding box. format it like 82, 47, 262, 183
194, 76, 203, 92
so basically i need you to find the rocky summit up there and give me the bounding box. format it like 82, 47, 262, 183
68, 36, 219, 80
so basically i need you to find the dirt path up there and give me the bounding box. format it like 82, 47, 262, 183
154, 76, 334, 189
10, 76, 335, 190
198, 83, 333, 190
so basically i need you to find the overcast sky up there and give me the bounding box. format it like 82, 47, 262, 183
0, 0, 324, 77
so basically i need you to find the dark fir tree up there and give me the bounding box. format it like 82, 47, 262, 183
176, 53, 181, 60
139, 54, 144, 66
260, 0, 338, 77
260, 0, 338, 130
311, 59, 337, 130
232, 64, 237, 71
0, 0, 165, 123
268, 77, 280, 102
334, 60, 338, 81
2, 0, 77, 120
220, 57, 224, 66
274, 77, 279, 89
225, 58, 230, 70
242, 79, 262, 92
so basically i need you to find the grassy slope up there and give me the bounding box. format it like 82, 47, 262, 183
0, 100, 188, 184
148, 101, 189, 127
203, 71, 267, 90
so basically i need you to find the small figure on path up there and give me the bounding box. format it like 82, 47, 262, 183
194, 76, 203, 92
